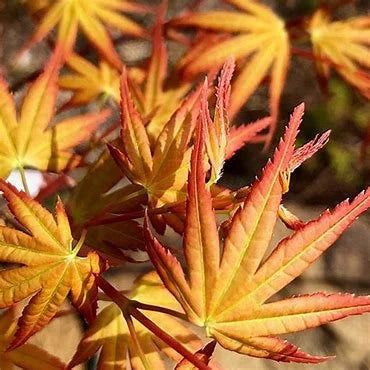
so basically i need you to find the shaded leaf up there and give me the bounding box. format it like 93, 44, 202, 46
0, 307, 66, 369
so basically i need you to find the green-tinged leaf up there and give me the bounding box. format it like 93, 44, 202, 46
0, 50, 109, 179
0, 181, 105, 348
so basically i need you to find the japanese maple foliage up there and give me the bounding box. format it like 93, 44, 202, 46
0, 1, 369, 369
144, 101, 370, 364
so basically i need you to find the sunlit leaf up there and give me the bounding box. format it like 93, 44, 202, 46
171, 0, 290, 144
0, 49, 110, 179
0, 181, 106, 348
21, 0, 151, 67
145, 103, 370, 363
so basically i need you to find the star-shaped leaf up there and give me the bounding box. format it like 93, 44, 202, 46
59, 53, 121, 109
308, 9, 370, 98
144, 103, 370, 363
21, 0, 151, 67
0, 180, 106, 349
0, 49, 110, 179
69, 271, 201, 369
0, 307, 66, 369
171, 0, 290, 144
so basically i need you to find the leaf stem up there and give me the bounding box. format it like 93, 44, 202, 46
125, 314, 151, 370
73, 229, 87, 255
18, 166, 30, 196
97, 277, 211, 370
132, 300, 188, 321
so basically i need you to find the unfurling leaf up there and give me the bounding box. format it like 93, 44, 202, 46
171, 0, 290, 143
0, 49, 110, 179
0, 181, 106, 349
69, 271, 201, 370
108, 66, 199, 207
203, 57, 234, 184
145, 103, 370, 362
308, 9, 370, 98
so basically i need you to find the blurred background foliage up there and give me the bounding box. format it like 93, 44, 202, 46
0, 0, 368, 205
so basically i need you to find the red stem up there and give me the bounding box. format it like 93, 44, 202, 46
97, 277, 211, 370
130, 309, 211, 370
133, 300, 188, 321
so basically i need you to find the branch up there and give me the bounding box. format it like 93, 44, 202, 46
97, 277, 211, 370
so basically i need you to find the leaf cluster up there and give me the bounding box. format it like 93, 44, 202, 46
0, 1, 369, 369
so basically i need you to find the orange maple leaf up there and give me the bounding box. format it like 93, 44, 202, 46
171, 0, 290, 144
21, 0, 151, 67
144, 103, 370, 363
308, 9, 370, 98
108, 67, 200, 207
0, 49, 110, 180
0, 181, 106, 349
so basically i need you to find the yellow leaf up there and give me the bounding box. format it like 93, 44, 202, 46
308, 9, 370, 98
59, 53, 121, 108
22, 0, 150, 67
0, 50, 110, 179
0, 307, 66, 369
0, 181, 106, 348
171, 0, 290, 143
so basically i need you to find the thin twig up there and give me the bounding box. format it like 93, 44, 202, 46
97, 277, 211, 370
133, 300, 188, 321
18, 166, 30, 196
125, 314, 151, 370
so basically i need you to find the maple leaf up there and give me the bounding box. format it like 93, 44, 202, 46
59, 53, 121, 108
0, 307, 66, 369
308, 9, 370, 98
108, 67, 200, 208
0, 180, 106, 349
67, 149, 147, 263
171, 0, 290, 144
136, 0, 194, 144
109, 59, 269, 209
69, 271, 201, 369
59, 1, 193, 141
0, 49, 110, 180
73, 62, 271, 243
21, 0, 151, 68
58, 53, 147, 110
144, 103, 370, 363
